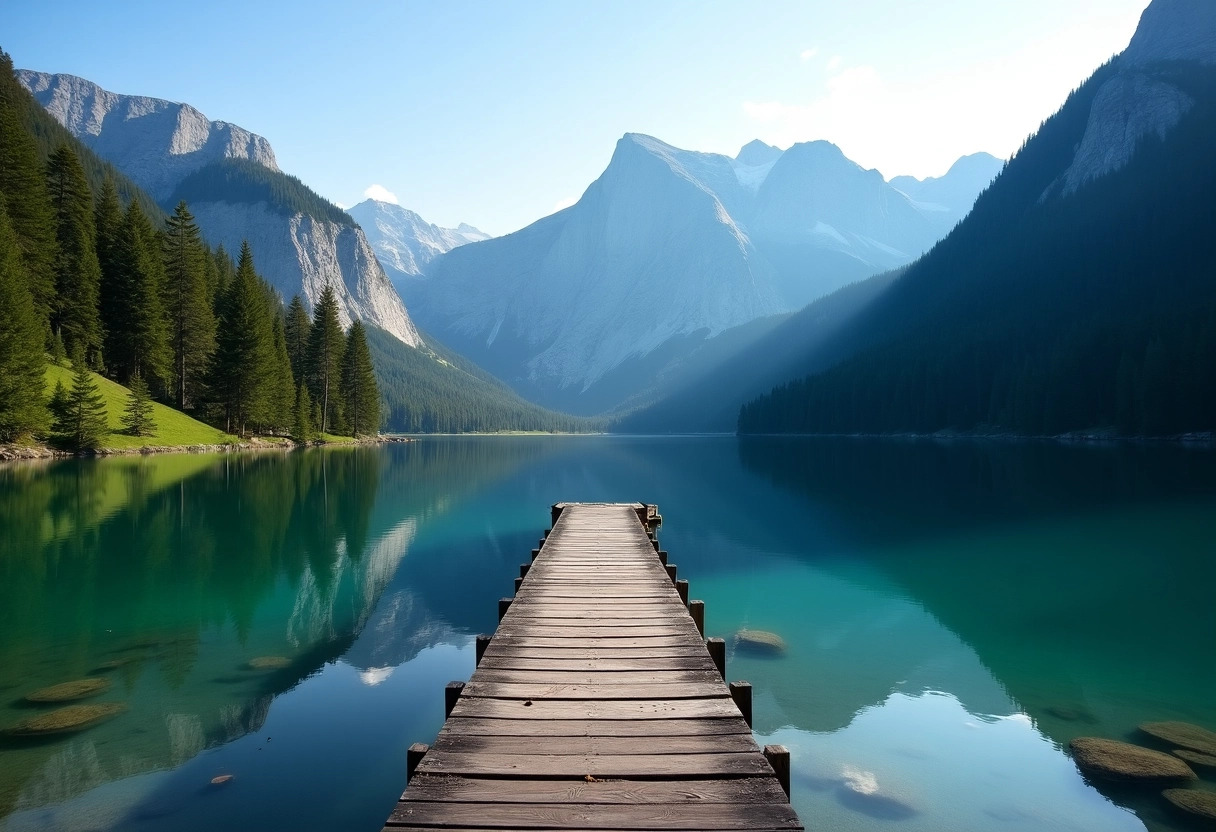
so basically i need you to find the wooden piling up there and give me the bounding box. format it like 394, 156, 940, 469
765, 745, 792, 800
475, 635, 491, 666
689, 600, 705, 636
444, 682, 464, 719
707, 637, 726, 679
730, 680, 753, 728
406, 743, 428, 783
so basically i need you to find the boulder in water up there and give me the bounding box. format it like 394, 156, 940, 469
4, 703, 127, 736
1139, 721, 1216, 756
210, 774, 235, 786
245, 656, 290, 671
25, 678, 111, 703
1172, 748, 1216, 770
1070, 737, 1196, 783
734, 629, 786, 656
1162, 788, 1216, 822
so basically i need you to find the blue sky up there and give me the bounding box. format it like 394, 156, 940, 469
5, 0, 1147, 235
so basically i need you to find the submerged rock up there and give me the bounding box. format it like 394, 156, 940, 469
5, 703, 127, 736
734, 629, 786, 656
1173, 749, 1216, 771
1162, 788, 1216, 822
245, 656, 291, 671
210, 774, 235, 786
25, 678, 111, 703
1140, 721, 1216, 756
1070, 737, 1197, 783
1045, 704, 1097, 723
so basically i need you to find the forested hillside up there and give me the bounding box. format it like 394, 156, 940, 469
739, 61, 1216, 437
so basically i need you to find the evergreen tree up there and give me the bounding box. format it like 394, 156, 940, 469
121, 372, 156, 436
211, 244, 235, 317
162, 201, 215, 409
284, 294, 311, 381
0, 201, 49, 441
306, 284, 345, 433
48, 379, 69, 425
111, 200, 171, 388
268, 313, 295, 434
293, 383, 315, 444
211, 241, 274, 435
57, 352, 109, 451
46, 144, 102, 366
340, 320, 380, 436
0, 53, 56, 325
94, 177, 125, 368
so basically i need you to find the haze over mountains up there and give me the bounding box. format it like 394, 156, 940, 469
404, 133, 999, 413
18, 70, 420, 346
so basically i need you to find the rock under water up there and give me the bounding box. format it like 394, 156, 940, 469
1070, 737, 1197, 783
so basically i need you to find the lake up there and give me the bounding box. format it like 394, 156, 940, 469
0, 437, 1213, 832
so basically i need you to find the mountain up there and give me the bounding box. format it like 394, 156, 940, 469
411, 133, 995, 414
736, 0, 1216, 438
18, 70, 419, 345
889, 152, 1004, 226
346, 199, 489, 298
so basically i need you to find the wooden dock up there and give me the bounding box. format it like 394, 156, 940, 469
385, 502, 803, 831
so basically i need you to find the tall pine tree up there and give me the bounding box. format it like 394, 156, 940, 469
211, 241, 274, 435
111, 200, 171, 388
94, 177, 125, 370
0, 201, 48, 441
162, 201, 215, 409
268, 313, 295, 435
0, 52, 56, 326
46, 144, 103, 366
340, 320, 380, 436
306, 285, 345, 434
57, 351, 109, 452
284, 294, 311, 382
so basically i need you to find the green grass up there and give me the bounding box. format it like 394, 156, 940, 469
45, 364, 237, 450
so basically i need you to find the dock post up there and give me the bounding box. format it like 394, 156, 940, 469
406, 743, 428, 782
499, 598, 512, 621
520, 562, 531, 578
652, 538, 660, 552
543, 529, 550, 539
689, 600, 705, 636
665, 564, 677, 584
658, 550, 668, 565
707, 637, 726, 679
475, 634, 491, 666
764, 745, 791, 799
538, 538, 546, 548
444, 682, 464, 718
730, 681, 753, 728
514, 577, 523, 592
676, 579, 689, 605
531, 548, 540, 562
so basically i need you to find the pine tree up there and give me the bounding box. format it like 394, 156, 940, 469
293, 383, 315, 444
211, 244, 235, 317
46, 144, 102, 366
284, 294, 311, 381
306, 285, 345, 433
340, 320, 380, 436
95, 177, 125, 369
162, 201, 215, 409
0, 53, 56, 325
0, 201, 49, 441
268, 313, 295, 434
211, 241, 274, 435
121, 372, 156, 436
111, 200, 171, 388
48, 379, 70, 425
58, 351, 109, 451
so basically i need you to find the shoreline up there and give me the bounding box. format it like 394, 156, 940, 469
0, 434, 409, 464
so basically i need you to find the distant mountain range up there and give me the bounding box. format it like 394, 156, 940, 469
347, 199, 488, 299
404, 133, 999, 413
17, 70, 420, 346
719, 0, 1216, 437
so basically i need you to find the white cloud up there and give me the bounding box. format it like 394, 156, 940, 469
553, 195, 578, 212
363, 184, 399, 204
800, 47, 818, 62
826, 55, 843, 72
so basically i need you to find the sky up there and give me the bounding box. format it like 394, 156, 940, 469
5, 0, 1149, 236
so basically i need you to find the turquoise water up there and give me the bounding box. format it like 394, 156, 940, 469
0, 437, 1212, 831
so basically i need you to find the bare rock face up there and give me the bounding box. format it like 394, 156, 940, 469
188, 203, 420, 346
18, 70, 278, 201
1123, 0, 1216, 67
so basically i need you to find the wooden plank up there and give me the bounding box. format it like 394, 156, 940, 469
434, 718, 752, 738
399, 774, 790, 804
388, 800, 801, 829
470, 669, 724, 685
480, 646, 714, 661
414, 751, 774, 778
448, 696, 743, 720
460, 681, 730, 700
485, 635, 699, 648
477, 656, 719, 672
431, 733, 762, 756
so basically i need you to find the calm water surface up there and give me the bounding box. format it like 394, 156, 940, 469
0, 437, 1212, 831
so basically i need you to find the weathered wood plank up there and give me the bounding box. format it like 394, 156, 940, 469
414, 751, 774, 778
399, 774, 790, 804
431, 732, 762, 756
471, 669, 724, 685
476, 656, 719, 672
388, 800, 801, 829
435, 717, 752, 738
448, 696, 743, 720
460, 681, 731, 700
